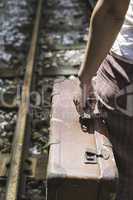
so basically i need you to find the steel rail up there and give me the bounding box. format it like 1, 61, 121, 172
5, 0, 43, 199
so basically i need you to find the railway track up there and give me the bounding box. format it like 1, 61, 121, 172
0, 0, 93, 199
5, 0, 43, 199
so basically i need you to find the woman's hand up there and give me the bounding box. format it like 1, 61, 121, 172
73, 78, 91, 115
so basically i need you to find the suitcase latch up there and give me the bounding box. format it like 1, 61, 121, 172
85, 149, 97, 164
85, 148, 110, 164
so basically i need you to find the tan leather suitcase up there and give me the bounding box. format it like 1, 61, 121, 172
46, 78, 118, 200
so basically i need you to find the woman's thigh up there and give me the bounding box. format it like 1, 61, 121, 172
106, 110, 133, 200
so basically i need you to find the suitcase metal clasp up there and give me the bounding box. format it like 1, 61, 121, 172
85, 148, 110, 164
85, 148, 97, 164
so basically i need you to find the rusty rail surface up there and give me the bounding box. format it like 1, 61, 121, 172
5, 0, 43, 199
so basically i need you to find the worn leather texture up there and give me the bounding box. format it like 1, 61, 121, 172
46, 79, 118, 200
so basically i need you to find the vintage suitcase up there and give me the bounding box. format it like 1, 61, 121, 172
46, 78, 118, 200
